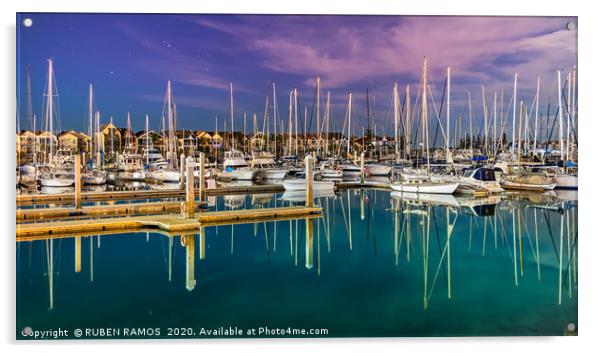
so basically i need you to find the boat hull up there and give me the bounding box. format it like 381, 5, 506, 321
390, 182, 458, 194
282, 179, 335, 192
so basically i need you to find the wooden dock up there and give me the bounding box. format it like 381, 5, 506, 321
16, 201, 204, 222
16, 206, 322, 239
16, 184, 285, 206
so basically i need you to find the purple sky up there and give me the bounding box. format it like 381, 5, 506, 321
17, 14, 577, 139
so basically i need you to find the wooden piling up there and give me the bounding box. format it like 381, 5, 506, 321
74, 154, 81, 208
360, 152, 365, 184
305, 155, 313, 207
199, 152, 206, 202
185, 156, 195, 219
179, 154, 185, 189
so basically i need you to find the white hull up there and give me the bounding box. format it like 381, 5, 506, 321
257, 169, 287, 180
40, 177, 74, 187
554, 174, 578, 189
19, 164, 36, 175
282, 179, 335, 192
501, 180, 556, 191
365, 164, 392, 176
148, 169, 180, 183
82, 171, 107, 185
224, 169, 255, 180
390, 181, 458, 194
320, 169, 343, 178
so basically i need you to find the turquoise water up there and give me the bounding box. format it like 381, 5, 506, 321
16, 190, 577, 339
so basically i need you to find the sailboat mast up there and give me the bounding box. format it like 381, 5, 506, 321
394, 82, 399, 161
405, 84, 411, 159
512, 73, 518, 154
145, 114, 149, 166
446, 67, 451, 161
493, 91, 497, 156
421, 57, 430, 170
467, 90, 473, 156
88, 84, 93, 156
288, 90, 293, 155
347, 93, 352, 158
45, 59, 54, 161
533, 76, 540, 154
482, 85, 488, 156
272, 82, 277, 155
557, 70, 564, 161
229, 82, 235, 151
294, 89, 298, 156
316, 77, 321, 156
566, 72, 571, 159
326, 92, 330, 157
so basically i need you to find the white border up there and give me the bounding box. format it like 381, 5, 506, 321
2, 1, 599, 352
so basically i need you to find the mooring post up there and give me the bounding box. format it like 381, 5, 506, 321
185, 156, 195, 219
305, 155, 314, 207
179, 153, 186, 189
199, 152, 206, 202
74, 154, 81, 209
360, 152, 365, 184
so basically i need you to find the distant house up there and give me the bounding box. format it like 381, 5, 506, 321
58, 130, 90, 153
18, 130, 38, 155
100, 123, 122, 154
136, 130, 163, 151
174, 130, 198, 155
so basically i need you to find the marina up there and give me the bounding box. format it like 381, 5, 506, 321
15, 12, 578, 340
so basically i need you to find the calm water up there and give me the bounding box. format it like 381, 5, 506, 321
16, 189, 577, 338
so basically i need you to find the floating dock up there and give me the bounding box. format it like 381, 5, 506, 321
16, 184, 285, 206
16, 206, 322, 239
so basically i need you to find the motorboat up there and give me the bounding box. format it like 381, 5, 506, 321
458, 166, 504, 194
39, 170, 75, 187
364, 161, 392, 176
250, 151, 287, 180
82, 170, 107, 185
221, 149, 256, 180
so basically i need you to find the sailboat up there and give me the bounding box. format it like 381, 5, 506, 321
82, 85, 106, 185
390, 58, 458, 195
219, 83, 255, 181
38, 59, 76, 187
148, 81, 181, 183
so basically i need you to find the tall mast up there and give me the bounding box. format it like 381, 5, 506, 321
512, 73, 518, 154
446, 67, 451, 161
557, 70, 564, 161
272, 82, 277, 155
570, 66, 576, 160
467, 90, 473, 156
288, 90, 293, 155
566, 72, 571, 159
145, 114, 149, 166
421, 57, 430, 170
533, 76, 540, 154
493, 91, 497, 156
405, 84, 411, 159
243, 112, 247, 154
294, 89, 298, 155
316, 77, 321, 155
394, 82, 399, 161
326, 92, 330, 157
45, 59, 55, 160
481, 85, 488, 156
126, 112, 131, 149
229, 82, 234, 151
95, 111, 101, 166
347, 93, 352, 157
88, 83, 93, 156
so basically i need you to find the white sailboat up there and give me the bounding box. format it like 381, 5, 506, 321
390, 57, 458, 195
148, 81, 180, 183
